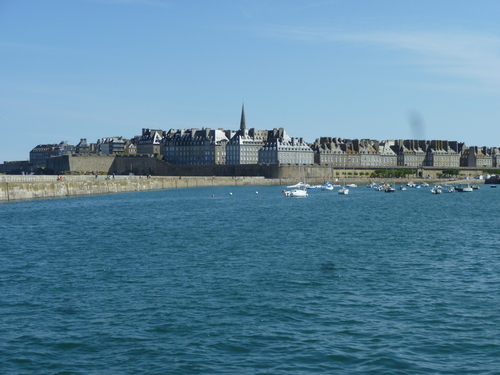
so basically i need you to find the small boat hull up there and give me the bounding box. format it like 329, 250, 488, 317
284, 189, 308, 197
338, 187, 349, 195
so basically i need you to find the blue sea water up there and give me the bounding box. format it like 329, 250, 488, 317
1, 184, 500, 374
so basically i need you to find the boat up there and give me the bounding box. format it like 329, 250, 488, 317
287, 182, 309, 189
385, 186, 395, 193
399, 185, 407, 191
471, 185, 480, 190
338, 186, 349, 195
443, 184, 455, 193
338, 159, 349, 195
284, 157, 308, 197
455, 183, 473, 192
367, 182, 377, 188
491, 185, 497, 188
321, 182, 334, 191
283, 188, 308, 197
430, 186, 442, 194
421, 182, 429, 188
346, 183, 357, 188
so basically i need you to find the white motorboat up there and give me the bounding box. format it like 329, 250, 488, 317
338, 186, 349, 195
431, 186, 442, 194
443, 185, 455, 193
283, 188, 308, 197
346, 183, 357, 188
321, 182, 334, 191
399, 186, 407, 191
456, 183, 473, 192
287, 182, 309, 189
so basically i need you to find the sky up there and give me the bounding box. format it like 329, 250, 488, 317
2, 0, 500, 162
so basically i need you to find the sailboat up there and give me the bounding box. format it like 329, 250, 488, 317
338, 157, 349, 195
283, 150, 308, 197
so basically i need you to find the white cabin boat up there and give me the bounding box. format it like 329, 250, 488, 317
283, 188, 308, 197
338, 186, 349, 195
430, 186, 442, 194
456, 183, 473, 192
287, 182, 309, 189
321, 182, 334, 191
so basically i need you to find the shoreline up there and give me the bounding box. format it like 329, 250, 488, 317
0, 175, 482, 202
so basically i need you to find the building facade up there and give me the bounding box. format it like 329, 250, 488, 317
29, 141, 73, 164
226, 105, 268, 165
162, 128, 230, 165
137, 129, 164, 154
259, 130, 314, 164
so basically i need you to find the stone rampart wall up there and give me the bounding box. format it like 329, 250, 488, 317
0, 176, 282, 202
43, 154, 494, 181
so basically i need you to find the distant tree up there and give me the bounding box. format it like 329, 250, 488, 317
442, 169, 460, 177
483, 169, 500, 175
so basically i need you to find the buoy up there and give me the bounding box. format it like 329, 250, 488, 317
255, 191, 258, 194
229, 192, 233, 195
211, 195, 215, 197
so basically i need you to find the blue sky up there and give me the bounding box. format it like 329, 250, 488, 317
2, 0, 500, 162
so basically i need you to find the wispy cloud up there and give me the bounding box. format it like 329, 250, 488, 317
260, 25, 500, 88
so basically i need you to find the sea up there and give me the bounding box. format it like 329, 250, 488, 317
1, 183, 500, 374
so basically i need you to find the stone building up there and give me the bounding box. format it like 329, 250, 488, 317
312, 137, 349, 167
161, 127, 230, 165
393, 140, 427, 167
422, 140, 461, 168
29, 141, 73, 164
312, 138, 396, 168
491, 148, 500, 167
75, 138, 90, 154
226, 105, 268, 165
258, 129, 314, 164
377, 140, 398, 167
461, 146, 493, 168
98, 137, 126, 154
136, 129, 164, 154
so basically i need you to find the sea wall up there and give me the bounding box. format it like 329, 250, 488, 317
0, 176, 284, 202
44, 154, 492, 181
0, 174, 473, 202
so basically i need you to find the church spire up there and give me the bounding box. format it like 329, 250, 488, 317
240, 103, 246, 131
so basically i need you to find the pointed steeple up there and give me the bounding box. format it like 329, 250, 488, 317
240, 103, 246, 131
